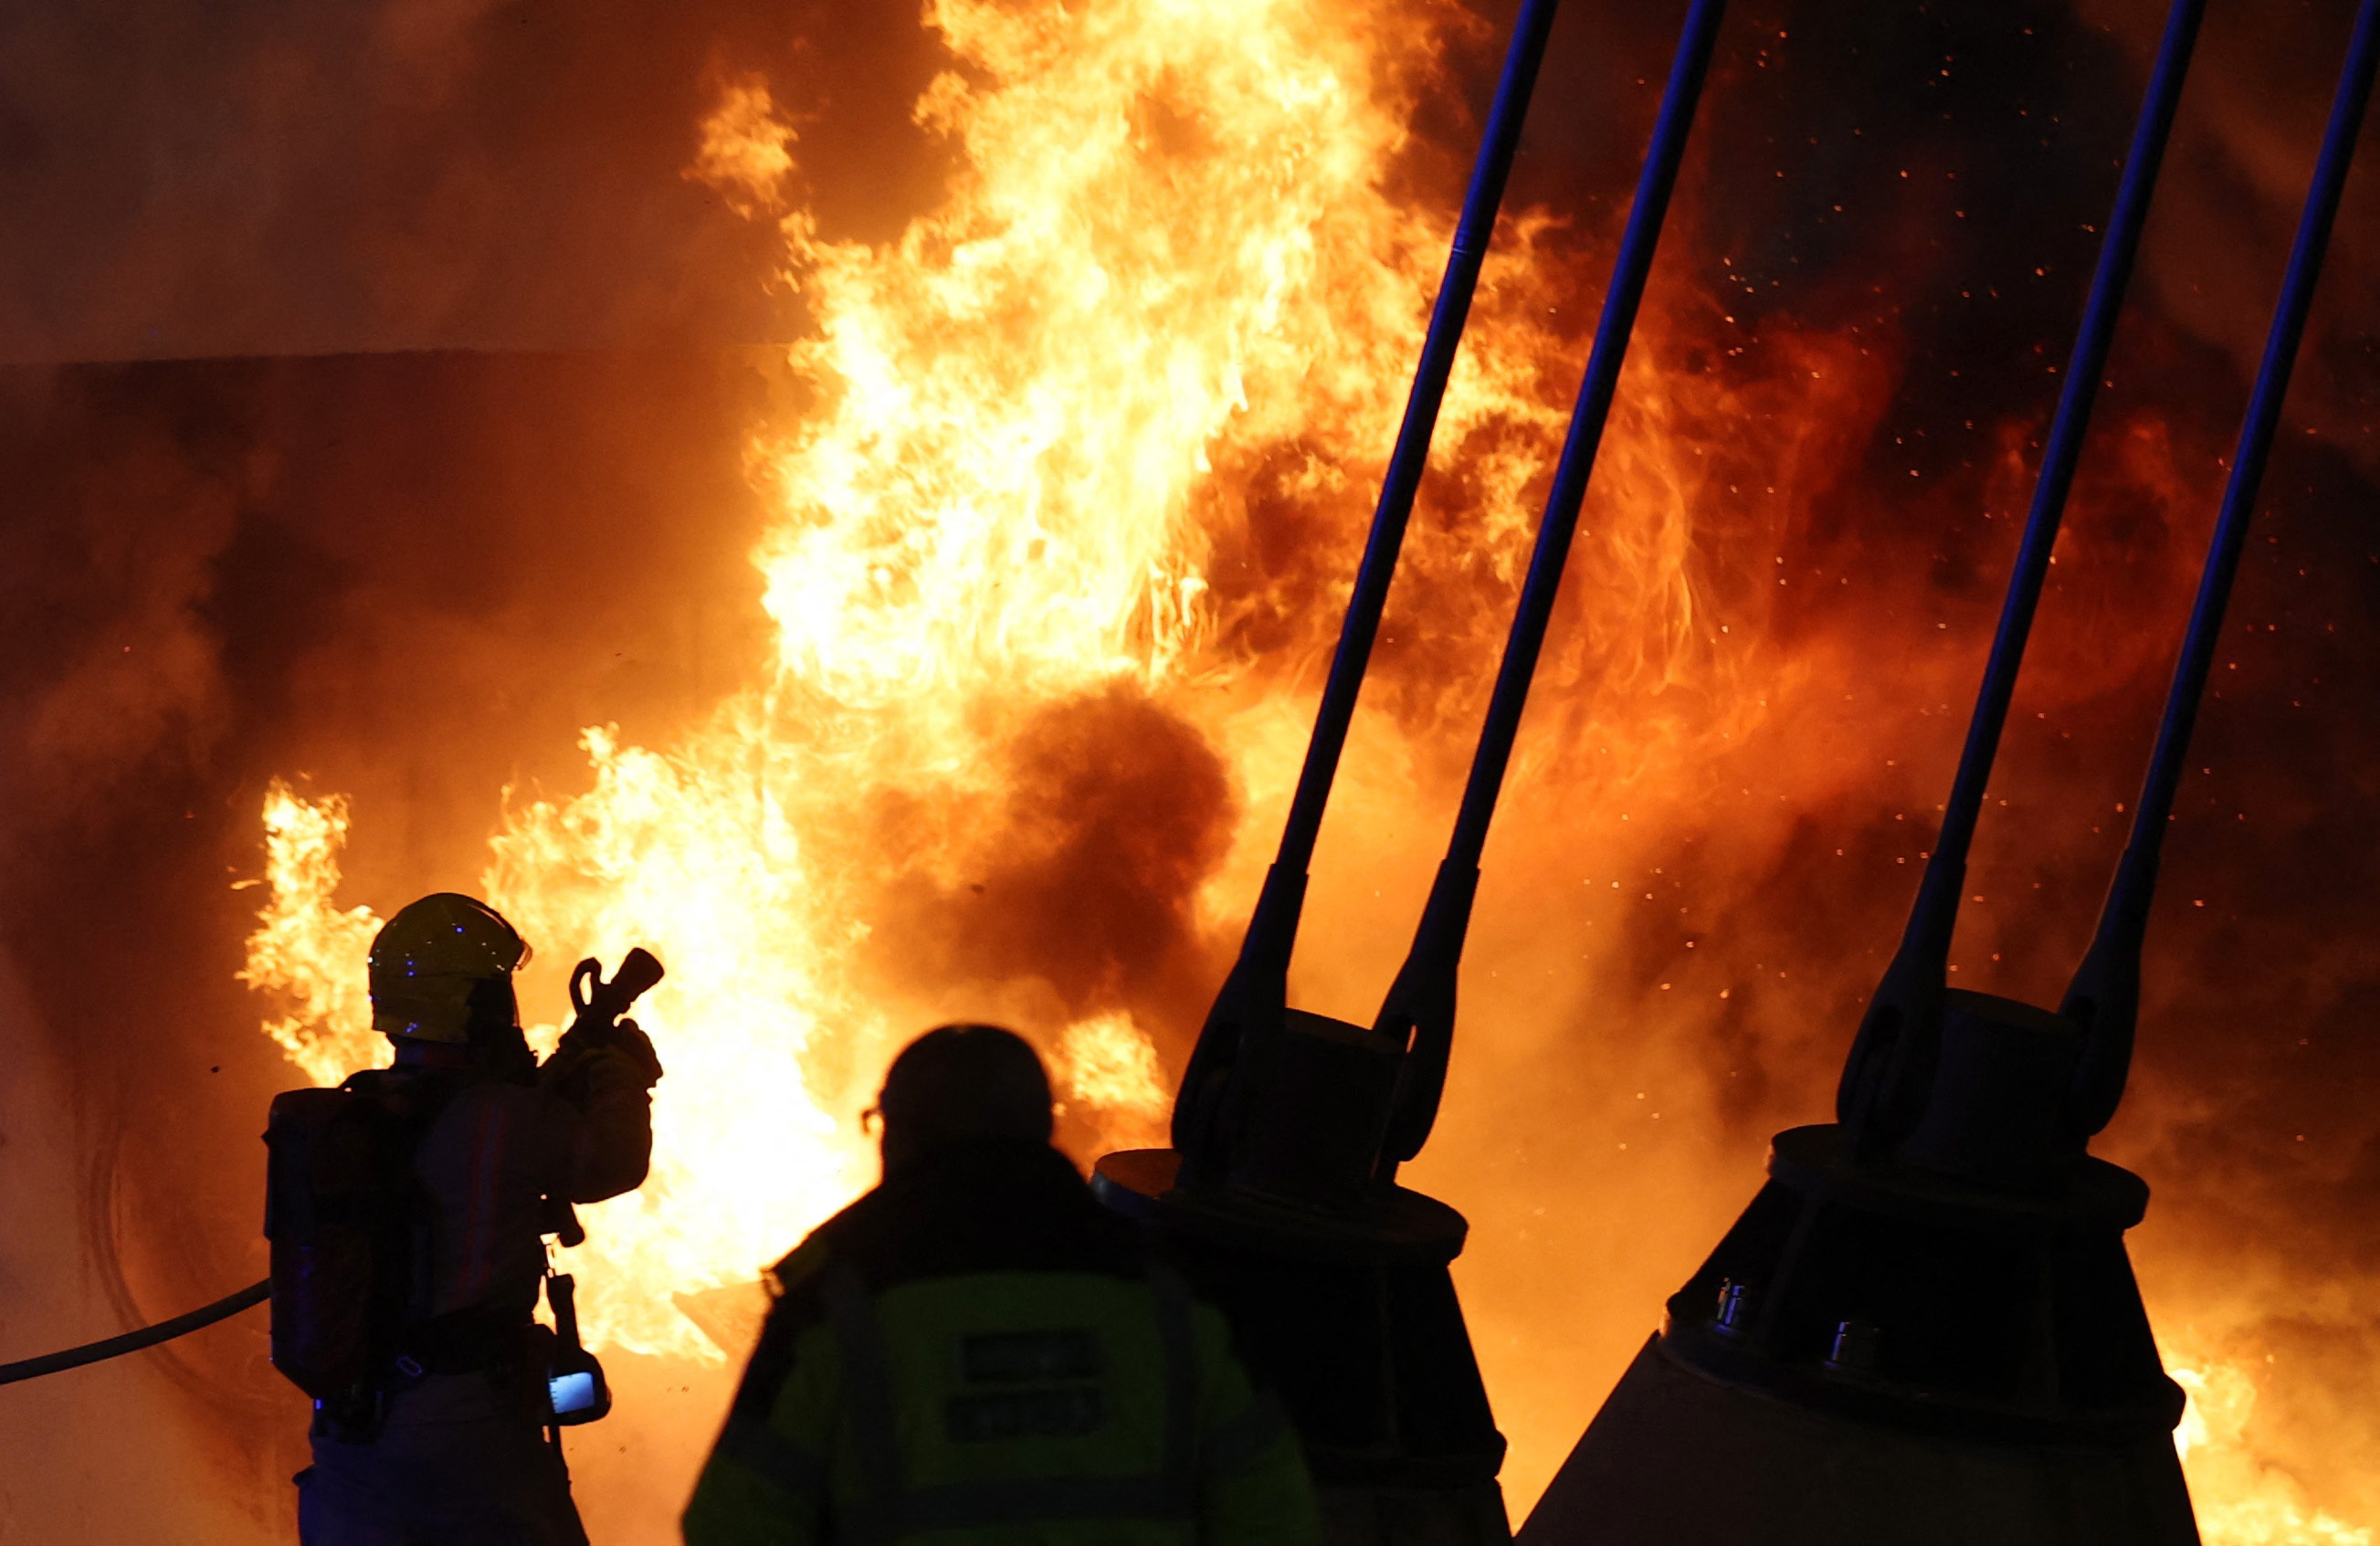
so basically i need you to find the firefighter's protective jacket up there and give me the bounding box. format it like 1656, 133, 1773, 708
295, 1042, 654, 1546
412, 1040, 655, 1325
682, 1141, 1322, 1546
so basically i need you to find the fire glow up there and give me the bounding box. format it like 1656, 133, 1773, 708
231, 0, 2371, 1538
239, 0, 1659, 1362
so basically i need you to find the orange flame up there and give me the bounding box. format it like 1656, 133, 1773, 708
1056, 1011, 1172, 1152
238, 781, 384, 1089
2173, 1353, 2373, 1546
232, 0, 2374, 1535
240, 0, 1591, 1363
687, 77, 796, 216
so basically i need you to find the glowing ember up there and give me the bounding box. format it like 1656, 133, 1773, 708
229, 0, 2377, 1536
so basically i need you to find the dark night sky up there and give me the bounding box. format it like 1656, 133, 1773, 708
0, 0, 2375, 1537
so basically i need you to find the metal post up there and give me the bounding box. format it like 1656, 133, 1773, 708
1836, 0, 2207, 1152
1098, 8, 1736, 1532
1174, 0, 1564, 1172
2062, 0, 2380, 1135
1372, 0, 1732, 1167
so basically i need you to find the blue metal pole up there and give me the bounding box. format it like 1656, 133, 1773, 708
1837, 0, 2207, 1152
1174, 0, 1563, 1162
1374, 0, 1731, 1164
2061, 0, 2380, 1136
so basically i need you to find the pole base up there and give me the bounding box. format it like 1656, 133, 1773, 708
1093, 1149, 1510, 1545
1517, 1335, 2197, 1546
1322, 1478, 1511, 1546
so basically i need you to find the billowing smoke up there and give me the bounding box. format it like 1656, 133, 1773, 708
867, 684, 1238, 1020
1, 1, 2375, 1542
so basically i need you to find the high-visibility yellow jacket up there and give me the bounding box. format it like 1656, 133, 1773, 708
681, 1143, 1321, 1546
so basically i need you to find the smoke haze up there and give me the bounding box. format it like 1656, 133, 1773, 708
1, 0, 2375, 1541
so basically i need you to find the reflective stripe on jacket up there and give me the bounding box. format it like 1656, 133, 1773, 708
682, 1146, 1320, 1546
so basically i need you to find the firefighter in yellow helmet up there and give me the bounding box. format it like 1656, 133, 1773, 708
681, 1024, 1322, 1546
287, 893, 660, 1546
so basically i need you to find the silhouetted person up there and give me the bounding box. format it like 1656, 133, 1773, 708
286, 893, 659, 1545
683, 1023, 1321, 1545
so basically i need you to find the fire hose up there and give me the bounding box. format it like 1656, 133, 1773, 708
0, 957, 662, 1392
0, 1278, 269, 1387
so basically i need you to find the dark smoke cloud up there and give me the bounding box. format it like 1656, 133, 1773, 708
1406, 0, 2380, 1514
0, 0, 962, 361
0, 350, 777, 1530
0, 367, 239, 827
865, 683, 1238, 1021
3, 0, 2376, 1536
2075, 0, 2380, 436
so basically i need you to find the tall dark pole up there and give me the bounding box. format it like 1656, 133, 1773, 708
1516, 7, 2380, 1541
2062, 0, 2380, 1136
1836, 0, 2207, 1154
1173, 0, 1563, 1173
1372, 0, 1732, 1168
1099, 7, 1736, 1535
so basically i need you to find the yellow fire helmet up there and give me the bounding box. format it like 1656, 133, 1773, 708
367, 893, 532, 1043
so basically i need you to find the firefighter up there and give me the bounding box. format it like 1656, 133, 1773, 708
681, 1023, 1322, 1546
294, 893, 660, 1546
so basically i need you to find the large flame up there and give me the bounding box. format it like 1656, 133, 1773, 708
240, 784, 383, 1088
2174, 1353, 2373, 1546
241, 0, 1618, 1362
234, 0, 2373, 1537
